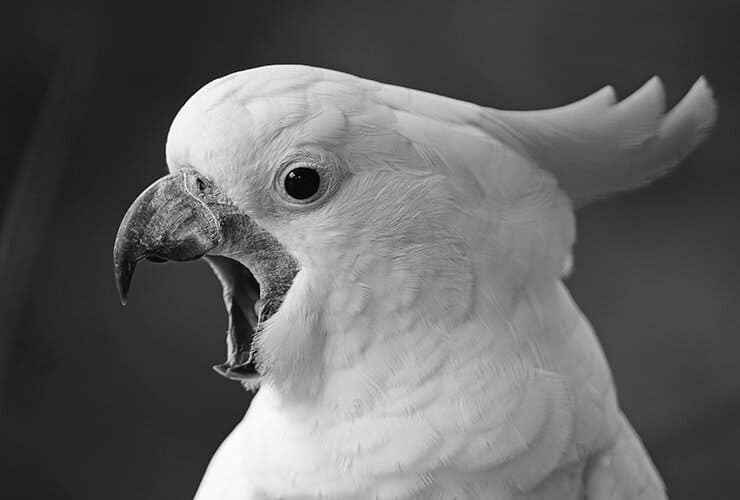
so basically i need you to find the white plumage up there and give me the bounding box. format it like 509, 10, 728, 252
162, 65, 716, 499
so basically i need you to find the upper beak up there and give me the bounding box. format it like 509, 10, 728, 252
113, 168, 235, 305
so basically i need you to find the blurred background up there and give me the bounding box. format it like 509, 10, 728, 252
0, 0, 737, 498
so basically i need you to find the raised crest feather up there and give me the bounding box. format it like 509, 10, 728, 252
371, 71, 716, 206
480, 77, 716, 205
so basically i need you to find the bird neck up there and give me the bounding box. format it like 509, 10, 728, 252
256, 244, 478, 405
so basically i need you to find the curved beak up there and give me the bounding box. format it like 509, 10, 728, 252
113, 168, 235, 305
113, 168, 299, 386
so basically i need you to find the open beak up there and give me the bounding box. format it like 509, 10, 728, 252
113, 168, 298, 386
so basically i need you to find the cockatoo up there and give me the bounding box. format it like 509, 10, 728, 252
113, 65, 715, 499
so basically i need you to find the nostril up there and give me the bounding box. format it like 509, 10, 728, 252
145, 255, 169, 263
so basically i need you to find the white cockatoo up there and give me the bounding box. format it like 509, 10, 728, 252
113, 65, 716, 499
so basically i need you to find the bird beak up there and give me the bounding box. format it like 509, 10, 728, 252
113, 168, 297, 386
113, 169, 237, 304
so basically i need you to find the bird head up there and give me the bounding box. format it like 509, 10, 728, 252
114, 65, 714, 398
113, 66, 504, 395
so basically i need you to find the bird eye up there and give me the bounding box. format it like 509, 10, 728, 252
274, 150, 342, 208
283, 167, 321, 200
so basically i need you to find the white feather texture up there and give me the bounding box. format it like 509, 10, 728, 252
162, 65, 716, 499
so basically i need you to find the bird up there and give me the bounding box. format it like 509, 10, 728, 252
113, 65, 716, 499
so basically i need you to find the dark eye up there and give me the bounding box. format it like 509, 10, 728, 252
196, 177, 207, 193
284, 167, 320, 200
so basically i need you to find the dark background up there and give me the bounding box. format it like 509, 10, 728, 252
1, 1, 737, 498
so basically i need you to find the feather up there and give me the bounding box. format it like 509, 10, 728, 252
372, 72, 715, 205
157, 65, 717, 500
480, 77, 716, 205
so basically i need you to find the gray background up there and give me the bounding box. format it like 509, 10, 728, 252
1, 0, 737, 498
